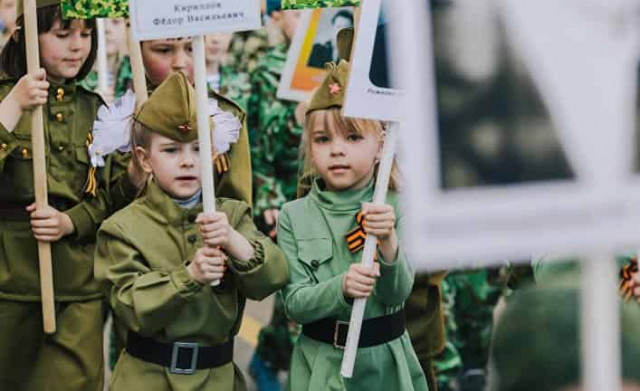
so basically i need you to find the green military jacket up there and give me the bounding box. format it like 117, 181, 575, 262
94, 180, 288, 391
279, 179, 428, 391
0, 79, 134, 301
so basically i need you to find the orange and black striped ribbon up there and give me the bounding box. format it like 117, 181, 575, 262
619, 256, 638, 302
215, 153, 231, 174
345, 211, 377, 260
84, 133, 98, 197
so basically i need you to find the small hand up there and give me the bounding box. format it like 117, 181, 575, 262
342, 262, 381, 299
263, 208, 279, 239
26, 203, 74, 242
362, 203, 396, 240
187, 246, 228, 284
197, 212, 231, 248
13, 69, 49, 111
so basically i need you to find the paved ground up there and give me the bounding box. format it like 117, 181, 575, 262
103, 295, 276, 391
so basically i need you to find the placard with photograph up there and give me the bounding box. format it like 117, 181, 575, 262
277, 7, 355, 102
396, 0, 640, 269
343, 0, 401, 121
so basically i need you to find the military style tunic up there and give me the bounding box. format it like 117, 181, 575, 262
95, 180, 289, 391
279, 179, 428, 391
0, 79, 132, 301
0, 78, 134, 391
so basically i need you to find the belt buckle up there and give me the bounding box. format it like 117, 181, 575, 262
170, 342, 199, 375
333, 321, 349, 350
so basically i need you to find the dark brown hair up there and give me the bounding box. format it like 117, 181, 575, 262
0, 4, 97, 81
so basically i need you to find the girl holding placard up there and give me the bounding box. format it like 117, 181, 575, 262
0, 1, 132, 390
278, 60, 427, 391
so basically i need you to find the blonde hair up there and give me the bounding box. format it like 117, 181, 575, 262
297, 108, 401, 197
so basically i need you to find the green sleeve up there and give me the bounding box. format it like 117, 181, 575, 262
278, 207, 353, 324
216, 120, 252, 205
66, 152, 136, 240
227, 202, 288, 300
374, 207, 415, 306
94, 220, 203, 335
0, 122, 19, 176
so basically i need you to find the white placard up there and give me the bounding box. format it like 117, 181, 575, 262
343, 0, 403, 121
129, 0, 261, 41
394, 0, 640, 270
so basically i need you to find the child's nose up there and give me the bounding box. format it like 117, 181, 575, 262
330, 140, 346, 155
172, 52, 190, 71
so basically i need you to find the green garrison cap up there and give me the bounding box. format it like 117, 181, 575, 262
306, 60, 350, 114
490, 284, 640, 391
17, 0, 61, 17
134, 72, 200, 143
306, 27, 354, 114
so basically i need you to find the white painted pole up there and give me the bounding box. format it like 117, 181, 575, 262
193, 35, 220, 287
581, 254, 621, 391
340, 123, 399, 378
126, 24, 148, 110
96, 18, 109, 100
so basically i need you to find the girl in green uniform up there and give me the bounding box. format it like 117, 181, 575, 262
278, 61, 428, 391
94, 72, 289, 391
0, 1, 135, 390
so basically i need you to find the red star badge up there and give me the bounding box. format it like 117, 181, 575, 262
329, 83, 342, 95
177, 124, 192, 132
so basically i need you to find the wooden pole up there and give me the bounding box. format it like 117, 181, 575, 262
23, 0, 55, 334
126, 24, 148, 109
96, 18, 109, 100
193, 35, 220, 287
340, 122, 399, 378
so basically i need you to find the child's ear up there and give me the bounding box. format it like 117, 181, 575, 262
11, 27, 21, 43
134, 146, 153, 174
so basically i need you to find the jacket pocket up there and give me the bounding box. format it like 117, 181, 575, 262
4, 136, 35, 198
297, 238, 333, 282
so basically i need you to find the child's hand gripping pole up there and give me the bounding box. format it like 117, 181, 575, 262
193, 35, 220, 287
23, 0, 55, 334
340, 123, 399, 378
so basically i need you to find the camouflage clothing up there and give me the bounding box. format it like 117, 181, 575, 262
281, 0, 360, 9
434, 269, 511, 391
217, 65, 252, 112
247, 42, 303, 224
79, 55, 133, 100
229, 29, 270, 75
61, 0, 129, 18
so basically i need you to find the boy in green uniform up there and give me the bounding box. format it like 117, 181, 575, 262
0, 1, 135, 390
94, 72, 289, 391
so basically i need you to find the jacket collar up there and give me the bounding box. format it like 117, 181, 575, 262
309, 177, 374, 212
142, 180, 203, 225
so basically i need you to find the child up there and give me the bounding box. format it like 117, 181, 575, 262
278, 60, 428, 391
92, 35, 252, 205
0, 1, 134, 390
94, 72, 289, 391
80, 17, 132, 102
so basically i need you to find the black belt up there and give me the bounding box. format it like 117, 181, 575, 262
302, 309, 405, 349
126, 332, 234, 375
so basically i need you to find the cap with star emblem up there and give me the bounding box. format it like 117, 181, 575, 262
134, 72, 207, 143
306, 27, 354, 115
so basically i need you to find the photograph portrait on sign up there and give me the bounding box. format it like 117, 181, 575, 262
401, 0, 640, 266
277, 7, 354, 102
431, 0, 575, 191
